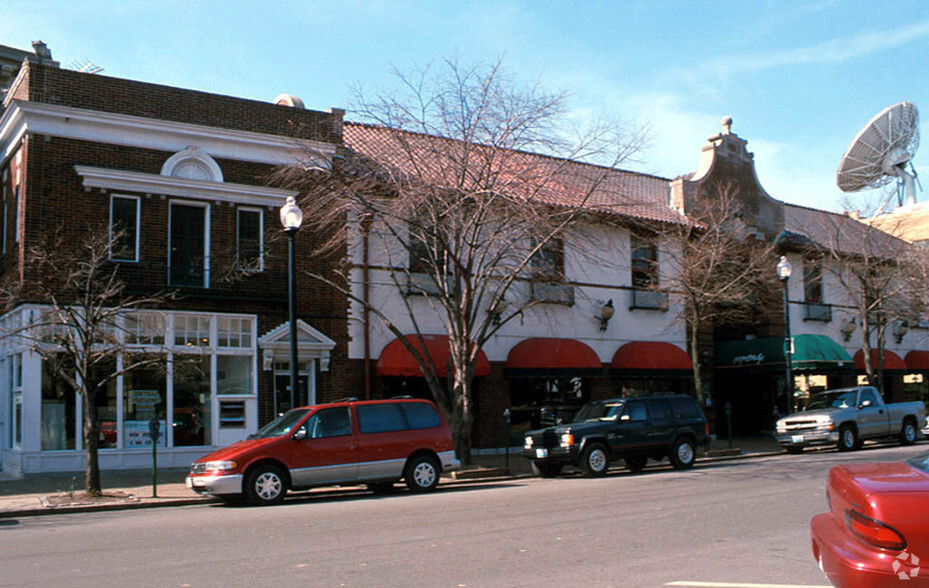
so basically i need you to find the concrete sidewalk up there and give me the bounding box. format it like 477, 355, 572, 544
0, 434, 783, 518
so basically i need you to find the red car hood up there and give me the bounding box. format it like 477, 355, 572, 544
194, 437, 281, 464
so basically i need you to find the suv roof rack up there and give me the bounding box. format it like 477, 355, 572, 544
390, 395, 414, 399
330, 397, 359, 403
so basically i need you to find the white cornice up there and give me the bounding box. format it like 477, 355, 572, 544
0, 100, 336, 167
74, 165, 298, 207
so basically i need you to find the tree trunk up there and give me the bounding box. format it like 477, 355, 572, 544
82, 390, 102, 496
688, 314, 704, 404
451, 409, 474, 465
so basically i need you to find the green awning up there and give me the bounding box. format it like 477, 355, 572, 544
716, 334, 853, 374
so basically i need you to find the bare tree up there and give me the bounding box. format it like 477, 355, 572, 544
655, 183, 779, 403
818, 202, 921, 395
0, 227, 174, 495
278, 57, 648, 462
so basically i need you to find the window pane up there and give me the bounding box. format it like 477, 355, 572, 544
401, 402, 441, 430
91, 359, 118, 449
173, 356, 211, 446
169, 204, 207, 287
111, 196, 138, 261
357, 403, 408, 434
237, 209, 262, 270
123, 360, 167, 448
175, 315, 210, 347
41, 356, 77, 450
217, 355, 253, 395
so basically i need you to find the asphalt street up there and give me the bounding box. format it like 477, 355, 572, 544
1, 443, 926, 587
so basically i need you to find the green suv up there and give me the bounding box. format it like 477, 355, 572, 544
522, 394, 710, 478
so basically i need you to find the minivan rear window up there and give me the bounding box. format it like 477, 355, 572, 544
669, 397, 699, 418
357, 403, 408, 434
401, 402, 441, 429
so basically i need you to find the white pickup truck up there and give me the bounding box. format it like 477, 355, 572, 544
775, 386, 926, 453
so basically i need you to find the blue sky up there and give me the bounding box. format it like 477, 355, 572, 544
4, 0, 928, 212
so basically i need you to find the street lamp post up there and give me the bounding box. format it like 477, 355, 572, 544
280, 196, 303, 410
776, 256, 794, 415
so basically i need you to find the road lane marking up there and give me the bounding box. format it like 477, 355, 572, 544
666, 583, 832, 588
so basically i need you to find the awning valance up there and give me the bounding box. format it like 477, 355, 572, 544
610, 341, 693, 378
376, 335, 490, 378
853, 349, 906, 372
716, 335, 853, 373
905, 350, 929, 371
505, 337, 603, 378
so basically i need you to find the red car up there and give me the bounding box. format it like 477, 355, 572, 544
811, 451, 929, 586
186, 397, 459, 505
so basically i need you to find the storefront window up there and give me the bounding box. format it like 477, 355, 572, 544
217, 355, 253, 395
175, 315, 210, 347
173, 356, 211, 446
126, 312, 165, 346
218, 317, 252, 348
123, 360, 167, 448
91, 359, 118, 449
41, 356, 77, 450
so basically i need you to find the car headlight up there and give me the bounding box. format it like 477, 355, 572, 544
524, 437, 533, 449
560, 433, 574, 448
776, 423, 787, 433
818, 420, 835, 431
203, 460, 238, 473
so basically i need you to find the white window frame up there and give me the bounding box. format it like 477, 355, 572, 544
109, 194, 141, 262
168, 200, 211, 288
2, 168, 7, 255
11, 353, 22, 450
236, 206, 264, 272
14, 184, 21, 244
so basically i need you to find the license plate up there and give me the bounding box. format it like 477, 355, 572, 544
791, 435, 803, 443
535, 448, 548, 458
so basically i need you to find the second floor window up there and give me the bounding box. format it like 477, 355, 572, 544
237, 208, 263, 271
110, 195, 140, 262
530, 238, 565, 281
804, 257, 823, 303
169, 202, 209, 288
631, 233, 658, 289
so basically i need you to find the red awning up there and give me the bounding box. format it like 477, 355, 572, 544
376, 335, 490, 378
853, 349, 906, 372
610, 341, 692, 375
905, 350, 929, 371
505, 337, 602, 378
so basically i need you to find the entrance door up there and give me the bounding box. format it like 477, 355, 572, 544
273, 361, 314, 415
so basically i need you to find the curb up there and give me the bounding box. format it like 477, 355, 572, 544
0, 448, 784, 519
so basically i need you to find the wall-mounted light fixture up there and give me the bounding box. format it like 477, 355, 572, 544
840, 316, 857, 342
597, 299, 615, 331
894, 320, 910, 344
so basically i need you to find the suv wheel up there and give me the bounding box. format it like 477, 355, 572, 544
580, 443, 609, 477
245, 464, 287, 506
669, 438, 696, 470
531, 461, 563, 478
900, 419, 918, 446
405, 455, 440, 492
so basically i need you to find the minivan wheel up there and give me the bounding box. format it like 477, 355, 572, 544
580, 443, 609, 477
900, 419, 918, 446
669, 438, 696, 470
405, 455, 440, 493
245, 464, 287, 506
531, 461, 563, 478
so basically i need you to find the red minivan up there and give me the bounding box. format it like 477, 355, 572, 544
186, 398, 460, 505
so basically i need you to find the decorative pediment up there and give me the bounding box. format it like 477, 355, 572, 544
161, 146, 223, 182
259, 320, 336, 371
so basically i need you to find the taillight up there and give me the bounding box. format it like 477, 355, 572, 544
705, 422, 710, 437
844, 510, 906, 551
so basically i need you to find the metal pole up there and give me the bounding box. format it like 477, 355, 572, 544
782, 277, 794, 415
503, 409, 511, 469
287, 228, 299, 410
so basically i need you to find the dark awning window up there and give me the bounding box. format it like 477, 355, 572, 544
376, 335, 490, 378
610, 341, 692, 379
505, 337, 603, 379
853, 349, 906, 373
716, 335, 853, 374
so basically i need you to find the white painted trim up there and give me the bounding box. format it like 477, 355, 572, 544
75, 165, 297, 207
161, 147, 224, 182
1, 101, 336, 167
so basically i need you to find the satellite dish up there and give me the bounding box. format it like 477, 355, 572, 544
836, 101, 920, 207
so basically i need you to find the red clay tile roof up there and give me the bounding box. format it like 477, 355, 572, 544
784, 203, 909, 257
343, 122, 687, 226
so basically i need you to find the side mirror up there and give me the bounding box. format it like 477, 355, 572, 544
292, 428, 307, 441
620, 414, 631, 421
859, 400, 872, 409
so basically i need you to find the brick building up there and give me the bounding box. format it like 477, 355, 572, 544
0, 53, 347, 475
